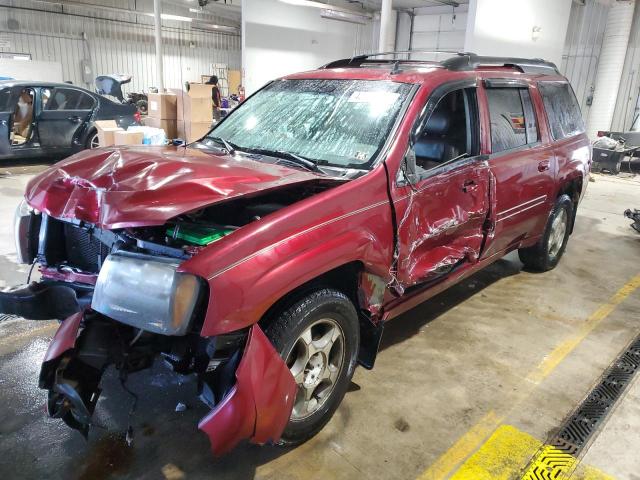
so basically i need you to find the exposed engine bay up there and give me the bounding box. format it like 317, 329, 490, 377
6, 181, 334, 448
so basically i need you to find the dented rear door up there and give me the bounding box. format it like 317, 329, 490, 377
395, 158, 491, 288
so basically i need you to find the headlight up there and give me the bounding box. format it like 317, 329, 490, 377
14, 198, 40, 264
92, 252, 202, 336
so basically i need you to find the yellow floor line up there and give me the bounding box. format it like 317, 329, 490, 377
416, 273, 640, 480
446, 424, 614, 480
417, 411, 504, 480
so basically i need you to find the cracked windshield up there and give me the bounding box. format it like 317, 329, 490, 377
207, 78, 412, 168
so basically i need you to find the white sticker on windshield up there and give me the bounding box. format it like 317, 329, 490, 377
348, 91, 400, 104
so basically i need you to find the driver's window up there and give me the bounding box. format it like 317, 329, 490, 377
413, 88, 479, 174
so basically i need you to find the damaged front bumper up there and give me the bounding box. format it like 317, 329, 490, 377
0, 282, 89, 320
38, 309, 296, 455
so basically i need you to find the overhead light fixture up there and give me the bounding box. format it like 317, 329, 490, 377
144, 12, 193, 22
279, 0, 372, 18
192, 20, 239, 33
320, 9, 368, 24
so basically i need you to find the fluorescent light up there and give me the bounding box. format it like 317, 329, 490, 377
192, 20, 239, 33
279, 0, 372, 18
144, 12, 193, 22
321, 8, 368, 24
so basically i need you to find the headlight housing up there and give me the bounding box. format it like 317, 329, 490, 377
92, 252, 202, 336
14, 198, 40, 264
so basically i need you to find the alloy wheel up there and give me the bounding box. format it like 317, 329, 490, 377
285, 318, 345, 421
89, 133, 100, 149
548, 209, 568, 259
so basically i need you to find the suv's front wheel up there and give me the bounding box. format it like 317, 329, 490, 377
265, 288, 359, 446
518, 194, 573, 271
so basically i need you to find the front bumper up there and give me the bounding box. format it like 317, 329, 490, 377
39, 310, 296, 456
0, 282, 89, 320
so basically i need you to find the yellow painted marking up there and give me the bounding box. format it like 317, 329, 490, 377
445, 424, 614, 480
416, 274, 640, 479
450, 425, 540, 480
527, 274, 640, 384
417, 410, 503, 480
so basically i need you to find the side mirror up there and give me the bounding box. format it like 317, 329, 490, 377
397, 148, 419, 186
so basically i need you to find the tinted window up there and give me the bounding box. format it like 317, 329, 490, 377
486, 87, 538, 153
45, 88, 94, 110
0, 88, 10, 112
539, 82, 585, 140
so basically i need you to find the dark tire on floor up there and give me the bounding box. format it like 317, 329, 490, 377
265, 288, 359, 446
518, 194, 573, 272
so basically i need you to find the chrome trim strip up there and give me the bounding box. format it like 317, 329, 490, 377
210, 200, 390, 279
496, 199, 547, 223
497, 195, 547, 217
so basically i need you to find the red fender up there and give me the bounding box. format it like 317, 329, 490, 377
43, 311, 83, 362
198, 324, 296, 455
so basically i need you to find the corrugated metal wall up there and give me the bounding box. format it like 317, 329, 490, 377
560, 0, 610, 118
0, 0, 241, 94
611, 0, 640, 131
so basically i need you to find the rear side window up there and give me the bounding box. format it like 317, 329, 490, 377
486, 87, 538, 153
45, 88, 95, 111
538, 82, 585, 140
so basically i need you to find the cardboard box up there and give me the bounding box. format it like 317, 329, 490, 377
187, 83, 213, 98
143, 117, 177, 139
113, 130, 144, 146
171, 87, 212, 123
177, 120, 212, 143
147, 93, 177, 120
228, 70, 241, 96
94, 120, 123, 147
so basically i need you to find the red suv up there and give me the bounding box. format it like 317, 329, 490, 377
2, 53, 591, 455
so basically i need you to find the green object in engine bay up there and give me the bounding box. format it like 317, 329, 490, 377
166, 224, 233, 246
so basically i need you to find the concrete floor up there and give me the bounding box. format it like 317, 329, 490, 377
0, 163, 639, 480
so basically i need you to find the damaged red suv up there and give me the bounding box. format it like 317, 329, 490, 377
1, 53, 590, 455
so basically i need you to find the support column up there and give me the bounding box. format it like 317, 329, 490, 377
587, 0, 635, 138
153, 0, 165, 92
378, 0, 396, 53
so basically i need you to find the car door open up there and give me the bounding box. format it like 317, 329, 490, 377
394, 85, 491, 289
37, 87, 94, 152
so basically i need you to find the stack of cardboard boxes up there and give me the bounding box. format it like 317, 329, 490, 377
172, 84, 213, 143
95, 120, 144, 146
145, 92, 178, 139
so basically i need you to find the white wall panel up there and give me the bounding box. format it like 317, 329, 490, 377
408, 5, 468, 59
0, 1, 241, 95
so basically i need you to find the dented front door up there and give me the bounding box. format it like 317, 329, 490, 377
395, 159, 491, 288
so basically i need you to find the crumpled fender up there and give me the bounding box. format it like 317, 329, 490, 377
198, 324, 297, 456
43, 311, 83, 363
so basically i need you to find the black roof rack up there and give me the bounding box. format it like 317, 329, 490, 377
321, 51, 560, 75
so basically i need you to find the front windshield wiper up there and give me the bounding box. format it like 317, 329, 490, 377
208, 136, 237, 155
245, 148, 322, 173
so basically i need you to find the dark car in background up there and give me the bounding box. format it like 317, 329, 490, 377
0, 81, 139, 161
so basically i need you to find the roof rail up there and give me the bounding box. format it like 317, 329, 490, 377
320, 49, 459, 69
321, 51, 560, 75
442, 53, 560, 74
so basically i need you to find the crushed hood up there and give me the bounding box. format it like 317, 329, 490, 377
25, 146, 320, 229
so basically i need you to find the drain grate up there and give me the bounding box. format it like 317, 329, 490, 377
549, 335, 640, 453
522, 334, 640, 478
0, 314, 19, 323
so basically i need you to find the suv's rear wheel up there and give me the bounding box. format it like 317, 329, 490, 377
265, 288, 359, 446
518, 194, 573, 271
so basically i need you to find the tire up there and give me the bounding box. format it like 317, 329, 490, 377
265, 288, 359, 446
518, 194, 573, 272
86, 129, 99, 149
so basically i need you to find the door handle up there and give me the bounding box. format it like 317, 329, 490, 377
538, 160, 550, 172
462, 179, 478, 193
67, 116, 82, 123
